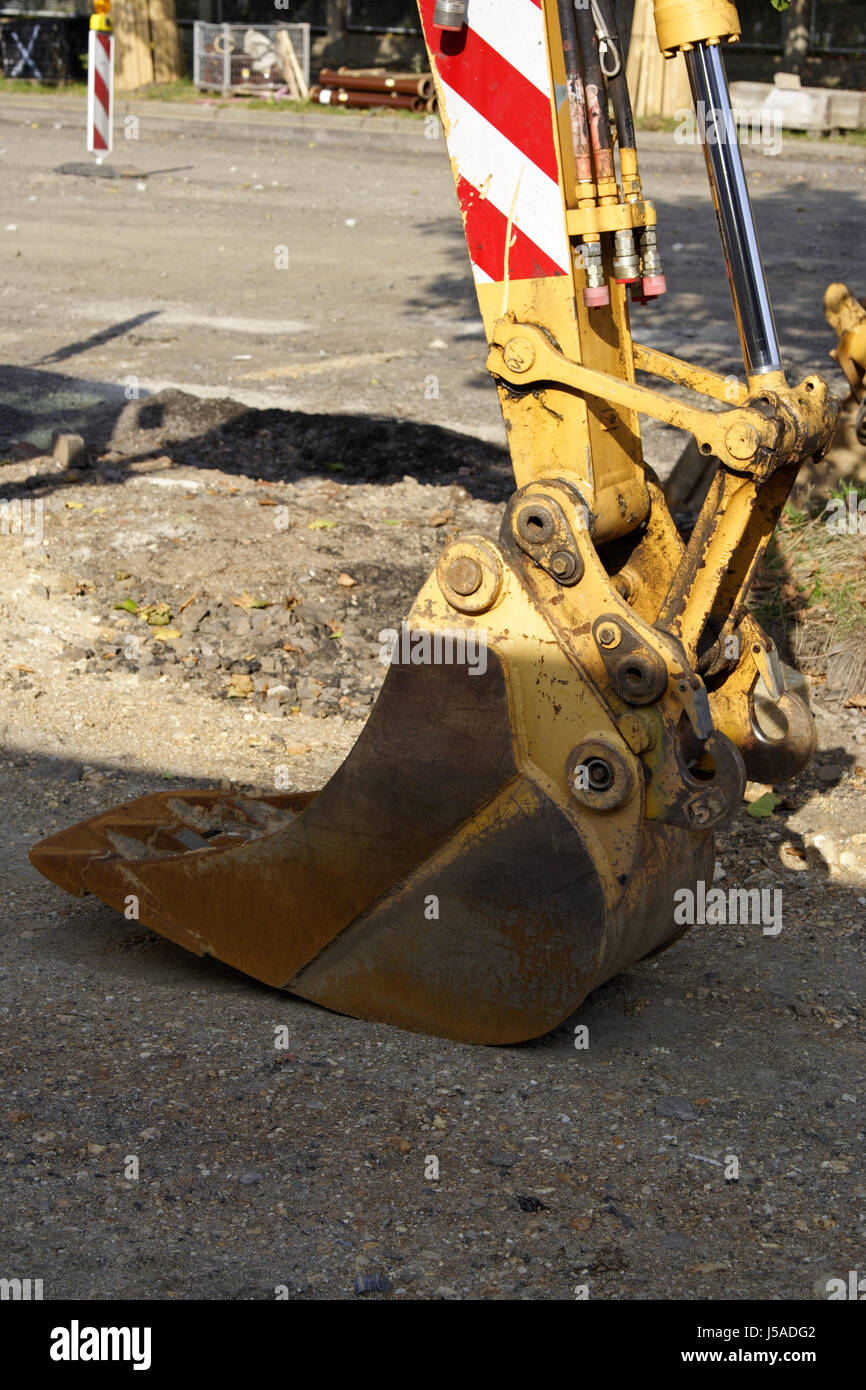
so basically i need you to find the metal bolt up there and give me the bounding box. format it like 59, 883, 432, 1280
446, 556, 483, 596
724, 422, 760, 461
689, 790, 726, 826
516, 504, 555, 544
597, 622, 621, 649
585, 758, 614, 791
550, 550, 577, 581
503, 336, 536, 374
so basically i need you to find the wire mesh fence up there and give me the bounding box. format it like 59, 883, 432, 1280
193, 21, 310, 94
0, 17, 80, 83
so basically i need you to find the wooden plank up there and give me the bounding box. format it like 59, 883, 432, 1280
148, 0, 184, 85
630, 0, 652, 119
628, 0, 691, 119
275, 30, 300, 100
113, 0, 154, 90
626, 0, 648, 108
280, 28, 308, 100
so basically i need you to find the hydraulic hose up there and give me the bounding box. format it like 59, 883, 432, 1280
573, 0, 616, 188
556, 0, 594, 185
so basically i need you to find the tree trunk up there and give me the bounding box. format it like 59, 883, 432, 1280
782, 0, 810, 74
327, 0, 349, 44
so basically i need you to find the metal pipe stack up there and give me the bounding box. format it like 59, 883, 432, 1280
313, 67, 438, 114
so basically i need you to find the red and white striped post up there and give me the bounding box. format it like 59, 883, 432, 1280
87, 0, 114, 161
418, 0, 572, 288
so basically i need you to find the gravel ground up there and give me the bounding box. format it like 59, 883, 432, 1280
0, 99, 863, 1303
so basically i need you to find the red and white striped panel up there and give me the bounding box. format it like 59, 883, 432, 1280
418, 0, 569, 284
87, 30, 114, 157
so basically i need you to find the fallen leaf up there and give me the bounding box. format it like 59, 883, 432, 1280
844, 693, 866, 709
113, 598, 139, 614
781, 842, 807, 861
688, 1261, 731, 1275
140, 602, 171, 626
177, 593, 199, 613
336, 573, 356, 588
229, 591, 271, 609
64, 501, 85, 510
151, 628, 182, 641
307, 519, 337, 530
429, 511, 453, 527
384, 1135, 411, 1154
227, 673, 254, 696
747, 791, 782, 818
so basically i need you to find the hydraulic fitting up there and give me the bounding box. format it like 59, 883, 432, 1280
580, 240, 610, 308
638, 225, 667, 299
652, 0, 741, 56
433, 0, 467, 31
613, 229, 641, 284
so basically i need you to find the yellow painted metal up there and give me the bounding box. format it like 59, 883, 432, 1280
489, 318, 777, 468
433, 7, 836, 802
824, 282, 866, 400
412, 543, 645, 899
437, 0, 650, 545
474, 282, 648, 539
618, 146, 643, 202
566, 201, 657, 237
652, 0, 741, 56
632, 342, 748, 404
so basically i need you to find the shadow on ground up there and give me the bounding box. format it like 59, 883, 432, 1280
0, 365, 513, 503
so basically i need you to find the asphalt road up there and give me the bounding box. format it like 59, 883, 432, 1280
1, 95, 864, 466
0, 95, 863, 1305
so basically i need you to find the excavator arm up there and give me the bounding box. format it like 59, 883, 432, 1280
30, 0, 838, 1044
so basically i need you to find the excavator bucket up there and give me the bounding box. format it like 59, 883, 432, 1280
30, 583, 715, 1045
30, 0, 837, 1045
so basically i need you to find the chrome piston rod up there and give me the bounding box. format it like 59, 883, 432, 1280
684, 41, 781, 379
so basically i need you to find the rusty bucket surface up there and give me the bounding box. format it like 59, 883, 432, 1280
30, 591, 712, 1045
